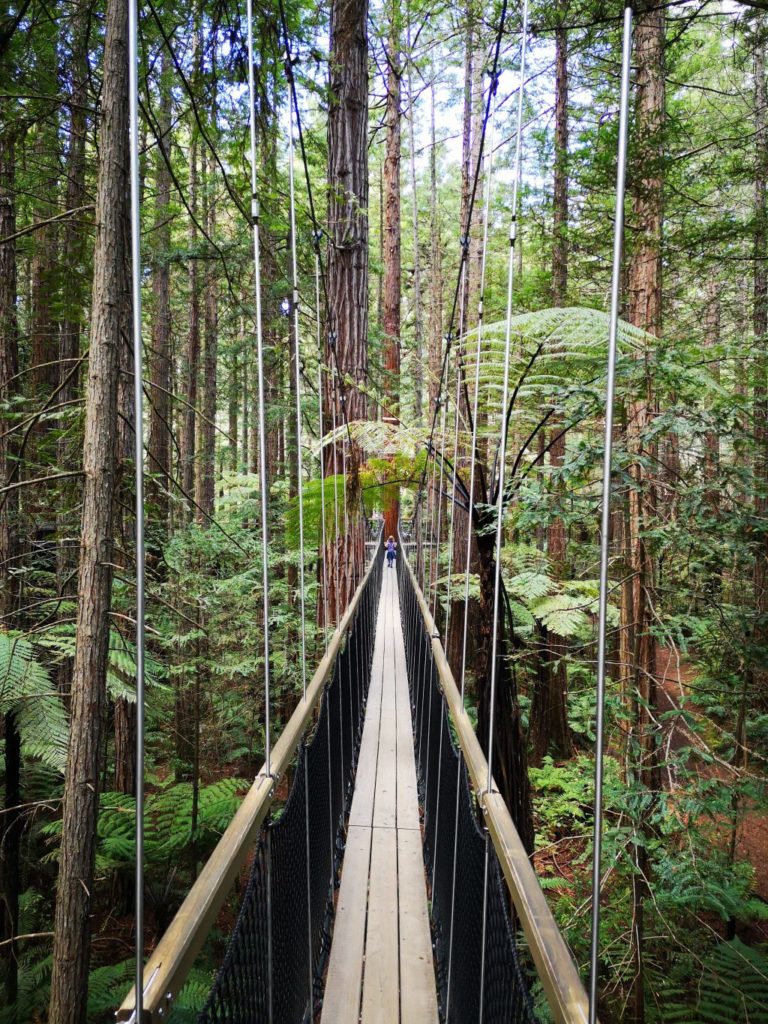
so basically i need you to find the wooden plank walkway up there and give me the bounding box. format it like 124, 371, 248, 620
321, 566, 439, 1024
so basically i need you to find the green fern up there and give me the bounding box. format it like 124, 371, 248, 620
0, 634, 68, 772
697, 938, 768, 1024
0, 951, 52, 1024
86, 958, 135, 1017
35, 624, 164, 703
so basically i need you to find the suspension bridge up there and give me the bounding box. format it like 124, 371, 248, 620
117, 537, 589, 1023
113, 0, 639, 1017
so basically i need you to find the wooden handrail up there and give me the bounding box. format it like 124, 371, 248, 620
117, 546, 381, 1023
399, 536, 591, 1024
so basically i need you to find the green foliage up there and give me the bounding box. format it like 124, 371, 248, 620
529, 755, 620, 845
35, 624, 165, 705
696, 939, 768, 1024
0, 634, 68, 772
41, 778, 249, 871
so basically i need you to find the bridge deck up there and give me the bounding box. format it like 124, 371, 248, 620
321, 566, 438, 1024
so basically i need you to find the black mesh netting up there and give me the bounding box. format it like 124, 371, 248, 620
199, 553, 382, 1024
397, 552, 537, 1024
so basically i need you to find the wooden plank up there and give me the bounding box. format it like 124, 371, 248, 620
398, 829, 439, 1023
372, 573, 398, 829
348, 580, 387, 829
320, 825, 373, 1024
348, 662, 383, 829
392, 582, 420, 832
361, 826, 399, 1024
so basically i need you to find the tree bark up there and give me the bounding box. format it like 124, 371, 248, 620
753, 19, 768, 702
195, 142, 218, 522
382, 3, 401, 541
324, 0, 369, 621
147, 52, 173, 533
703, 279, 720, 501
623, 6, 665, 1020
530, 21, 571, 765
48, 0, 129, 1016
405, 10, 423, 423
57, 4, 89, 647
0, 120, 21, 1018
180, 123, 200, 516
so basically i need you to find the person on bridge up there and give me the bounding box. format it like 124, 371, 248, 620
385, 535, 397, 568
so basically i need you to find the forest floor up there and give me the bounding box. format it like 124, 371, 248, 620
533, 647, 768, 942
656, 646, 768, 899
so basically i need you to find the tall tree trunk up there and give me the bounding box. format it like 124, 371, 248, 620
382, 3, 401, 541
623, 6, 665, 1021
465, 25, 485, 328
551, 25, 569, 309
229, 352, 239, 473
196, 142, 218, 522
48, 0, 129, 1016
405, 10, 423, 424
324, 0, 369, 621
753, 19, 768, 703
531, 22, 571, 765
0, 122, 21, 1017
57, 5, 89, 662
147, 53, 173, 534
703, 279, 720, 497
427, 78, 443, 413
182, 134, 201, 520
458, 10, 473, 338
445, 18, 484, 679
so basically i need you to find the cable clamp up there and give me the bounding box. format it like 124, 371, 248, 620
251, 195, 260, 224
509, 220, 517, 242
329, 330, 337, 348
459, 234, 469, 252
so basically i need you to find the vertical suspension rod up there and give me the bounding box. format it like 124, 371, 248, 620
287, 79, 308, 698
128, 0, 145, 1014
246, 0, 272, 774
589, 7, 633, 1023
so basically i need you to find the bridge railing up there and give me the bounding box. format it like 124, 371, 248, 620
118, 536, 383, 1022
398, 534, 590, 1024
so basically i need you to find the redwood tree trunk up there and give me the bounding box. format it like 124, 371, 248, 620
48, 0, 128, 1016
57, 5, 89, 651
324, 0, 369, 621
180, 136, 200, 515
147, 53, 173, 533
531, 21, 571, 765
753, 22, 768, 703
382, 4, 401, 541
196, 142, 218, 522
0, 121, 21, 1016
623, 6, 665, 1021
405, 10, 423, 423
